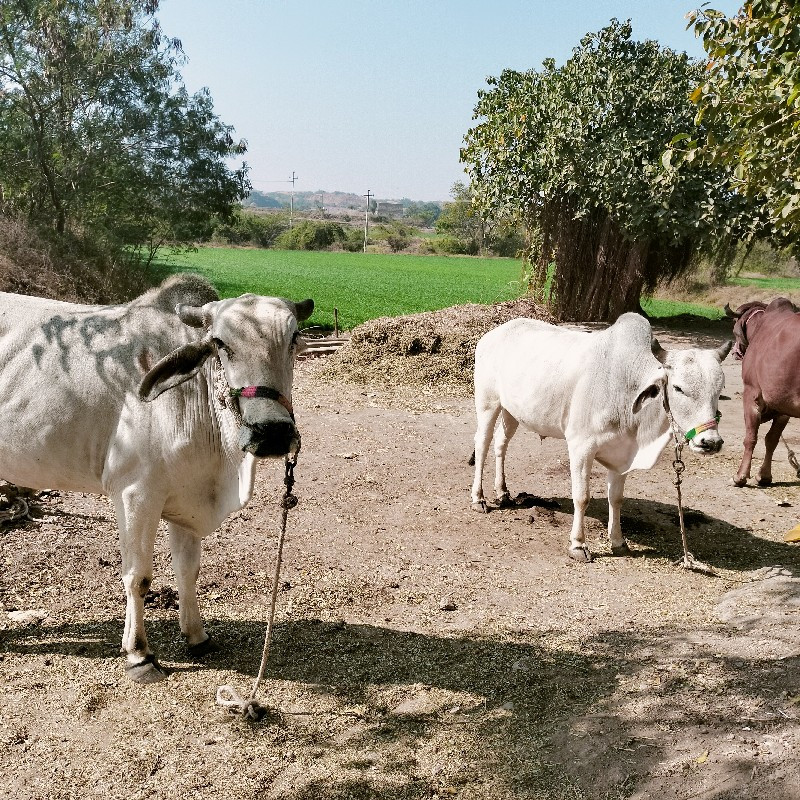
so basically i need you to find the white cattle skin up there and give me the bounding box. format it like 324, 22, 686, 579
470, 313, 732, 561
0, 274, 312, 682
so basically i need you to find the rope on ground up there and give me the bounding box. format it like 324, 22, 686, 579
216, 448, 299, 721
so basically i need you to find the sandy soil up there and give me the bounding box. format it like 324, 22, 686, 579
1, 321, 799, 800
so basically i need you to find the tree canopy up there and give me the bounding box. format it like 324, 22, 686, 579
461, 19, 753, 322
687, 1, 800, 241
0, 0, 249, 261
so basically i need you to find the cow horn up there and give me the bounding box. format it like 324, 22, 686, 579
723, 303, 740, 318
177, 303, 212, 329
715, 339, 734, 362
651, 338, 667, 364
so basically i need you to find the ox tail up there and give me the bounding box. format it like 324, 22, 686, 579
468, 450, 475, 467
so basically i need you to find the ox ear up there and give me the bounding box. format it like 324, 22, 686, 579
651, 338, 668, 365
176, 303, 213, 329
138, 336, 215, 402
632, 380, 663, 415
715, 340, 734, 362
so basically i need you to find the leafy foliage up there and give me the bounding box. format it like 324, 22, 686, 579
274, 220, 346, 251
687, 2, 800, 242
461, 20, 753, 321
0, 0, 249, 262
211, 209, 289, 248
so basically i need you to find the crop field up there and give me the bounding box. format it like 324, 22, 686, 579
157, 246, 800, 330
158, 248, 527, 330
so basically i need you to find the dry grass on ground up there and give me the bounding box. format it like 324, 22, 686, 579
0, 216, 151, 304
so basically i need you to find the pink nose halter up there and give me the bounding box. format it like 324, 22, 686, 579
229, 386, 294, 420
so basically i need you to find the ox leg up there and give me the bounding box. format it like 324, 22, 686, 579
471, 401, 501, 512
493, 409, 520, 507
734, 391, 761, 487
607, 470, 632, 556
114, 489, 168, 683
567, 443, 594, 562
758, 414, 789, 486
168, 523, 215, 657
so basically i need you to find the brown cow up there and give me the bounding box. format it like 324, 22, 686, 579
725, 297, 800, 487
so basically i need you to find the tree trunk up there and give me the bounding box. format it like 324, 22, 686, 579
532, 202, 647, 322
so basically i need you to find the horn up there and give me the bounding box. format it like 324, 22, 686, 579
715, 339, 734, 362
723, 303, 740, 319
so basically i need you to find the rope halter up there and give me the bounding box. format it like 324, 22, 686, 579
229, 386, 295, 420
683, 411, 722, 443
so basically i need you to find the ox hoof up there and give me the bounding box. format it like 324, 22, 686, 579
757, 477, 773, 487
125, 654, 168, 684
611, 542, 633, 557
568, 546, 593, 563
187, 635, 218, 659
495, 494, 514, 509
731, 477, 748, 488
471, 500, 488, 514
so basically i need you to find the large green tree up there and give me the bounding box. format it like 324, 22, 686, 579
461, 19, 752, 322
0, 0, 248, 260
688, 1, 800, 241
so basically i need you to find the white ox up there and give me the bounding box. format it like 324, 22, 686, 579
470, 313, 732, 561
0, 275, 313, 682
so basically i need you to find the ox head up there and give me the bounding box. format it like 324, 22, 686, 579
725, 298, 796, 360
138, 294, 314, 458
652, 338, 733, 454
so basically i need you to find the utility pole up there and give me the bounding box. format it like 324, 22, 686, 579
289, 171, 298, 228
363, 189, 373, 252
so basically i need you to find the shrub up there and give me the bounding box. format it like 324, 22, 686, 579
274, 220, 346, 250
211, 210, 289, 247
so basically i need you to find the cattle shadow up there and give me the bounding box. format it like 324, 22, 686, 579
523, 493, 800, 574
2, 615, 797, 797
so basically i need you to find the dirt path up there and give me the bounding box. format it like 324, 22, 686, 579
1, 324, 799, 800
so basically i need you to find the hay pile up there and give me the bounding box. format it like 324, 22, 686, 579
321, 298, 557, 392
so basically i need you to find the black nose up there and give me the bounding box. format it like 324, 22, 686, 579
696, 437, 723, 453
239, 420, 297, 457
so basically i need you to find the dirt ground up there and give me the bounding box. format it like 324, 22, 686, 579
1, 319, 799, 800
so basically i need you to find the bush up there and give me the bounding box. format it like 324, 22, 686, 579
211, 210, 289, 247
431, 236, 479, 255
274, 220, 346, 250
342, 228, 365, 252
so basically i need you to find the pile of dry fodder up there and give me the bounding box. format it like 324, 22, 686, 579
321, 298, 557, 392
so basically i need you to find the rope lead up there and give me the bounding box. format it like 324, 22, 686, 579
216, 447, 299, 721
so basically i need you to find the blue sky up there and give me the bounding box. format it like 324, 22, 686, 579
156, 0, 742, 202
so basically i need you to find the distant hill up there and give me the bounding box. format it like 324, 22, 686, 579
244, 190, 440, 213
245, 190, 370, 211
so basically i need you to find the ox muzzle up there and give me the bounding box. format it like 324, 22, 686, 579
230, 385, 299, 458
684, 412, 723, 454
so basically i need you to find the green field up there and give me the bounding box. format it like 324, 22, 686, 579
731, 275, 800, 292
158, 247, 526, 329
158, 247, 800, 330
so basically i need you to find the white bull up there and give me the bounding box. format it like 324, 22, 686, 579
0, 275, 313, 682
470, 313, 732, 561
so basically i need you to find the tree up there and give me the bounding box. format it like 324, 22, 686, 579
0, 0, 248, 261
461, 20, 752, 322
435, 181, 481, 253
688, 2, 800, 241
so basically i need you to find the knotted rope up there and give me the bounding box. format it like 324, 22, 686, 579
215, 448, 299, 721
663, 392, 717, 576
782, 435, 800, 478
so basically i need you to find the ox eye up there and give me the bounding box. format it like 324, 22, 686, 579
673, 385, 684, 395
213, 337, 233, 358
